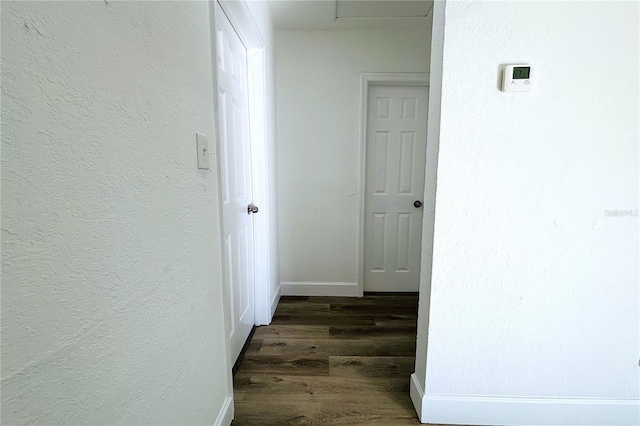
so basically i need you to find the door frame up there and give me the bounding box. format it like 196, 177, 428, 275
211, 0, 272, 327
357, 73, 430, 296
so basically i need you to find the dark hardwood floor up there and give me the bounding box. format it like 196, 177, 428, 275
232, 294, 424, 425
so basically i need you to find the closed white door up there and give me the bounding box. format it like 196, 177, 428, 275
364, 85, 429, 292
215, 3, 255, 363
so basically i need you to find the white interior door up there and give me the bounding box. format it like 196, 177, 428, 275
364, 85, 429, 292
215, 3, 255, 363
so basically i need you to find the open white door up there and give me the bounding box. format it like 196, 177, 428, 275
364, 85, 429, 292
215, 2, 255, 363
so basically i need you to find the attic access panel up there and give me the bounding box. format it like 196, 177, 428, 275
336, 0, 432, 19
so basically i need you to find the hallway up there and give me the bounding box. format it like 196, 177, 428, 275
232, 294, 422, 425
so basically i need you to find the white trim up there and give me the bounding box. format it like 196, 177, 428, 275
409, 373, 425, 421
270, 283, 281, 317
214, 394, 234, 426
362, 72, 430, 87
247, 46, 272, 326
216, 0, 273, 326
218, 0, 265, 48
357, 73, 430, 296
412, 392, 640, 425
281, 282, 359, 297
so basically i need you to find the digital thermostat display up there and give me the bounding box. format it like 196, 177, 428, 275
502, 64, 533, 92
512, 67, 530, 79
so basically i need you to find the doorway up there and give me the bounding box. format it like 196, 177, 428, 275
358, 74, 430, 293
213, 0, 272, 364
214, 1, 255, 363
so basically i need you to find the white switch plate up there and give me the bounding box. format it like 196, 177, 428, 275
196, 133, 209, 170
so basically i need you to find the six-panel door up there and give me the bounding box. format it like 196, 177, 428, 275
215, 3, 255, 363
364, 85, 429, 292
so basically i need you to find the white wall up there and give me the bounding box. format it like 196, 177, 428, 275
413, 0, 443, 400
414, 1, 639, 424
1, 2, 232, 424
276, 29, 431, 292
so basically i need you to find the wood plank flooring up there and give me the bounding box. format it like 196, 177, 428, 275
232, 294, 424, 425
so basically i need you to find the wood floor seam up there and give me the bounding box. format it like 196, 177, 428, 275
231, 294, 435, 426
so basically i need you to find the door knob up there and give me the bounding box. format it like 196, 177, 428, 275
247, 204, 259, 214
413, 200, 423, 208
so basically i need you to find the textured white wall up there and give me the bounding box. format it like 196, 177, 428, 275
276, 29, 431, 286
1, 2, 232, 424
421, 0, 639, 402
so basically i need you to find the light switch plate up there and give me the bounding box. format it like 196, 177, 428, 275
196, 133, 209, 170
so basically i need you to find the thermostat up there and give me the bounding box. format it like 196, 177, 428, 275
502, 64, 533, 92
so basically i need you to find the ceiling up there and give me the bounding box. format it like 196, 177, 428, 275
267, 0, 433, 31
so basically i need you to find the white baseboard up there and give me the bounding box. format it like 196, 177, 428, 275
270, 284, 281, 319
410, 383, 640, 426
410, 373, 425, 421
280, 281, 359, 297
214, 394, 234, 426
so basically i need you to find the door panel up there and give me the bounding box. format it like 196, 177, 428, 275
364, 85, 429, 292
215, 3, 255, 363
